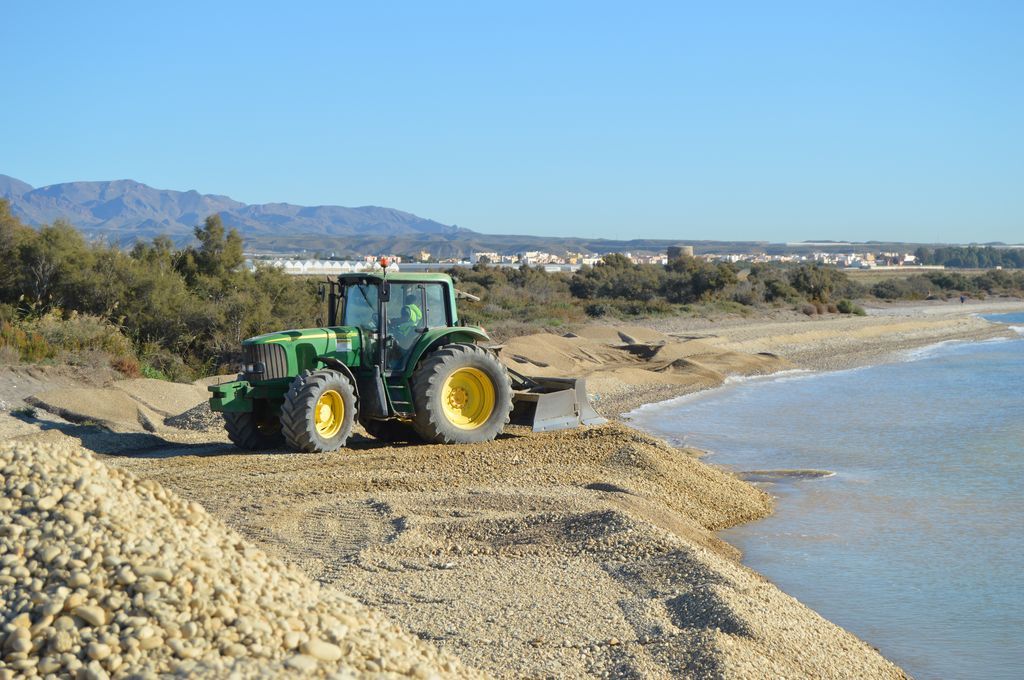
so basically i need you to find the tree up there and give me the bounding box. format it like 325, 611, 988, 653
0, 200, 32, 297
179, 214, 245, 281
17, 221, 93, 309
787, 264, 849, 302
662, 255, 737, 303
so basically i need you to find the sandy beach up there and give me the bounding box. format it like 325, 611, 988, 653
2, 299, 1021, 678
593, 299, 1024, 415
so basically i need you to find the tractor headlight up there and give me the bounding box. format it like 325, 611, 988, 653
242, 362, 266, 374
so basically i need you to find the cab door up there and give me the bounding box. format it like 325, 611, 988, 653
384, 282, 451, 372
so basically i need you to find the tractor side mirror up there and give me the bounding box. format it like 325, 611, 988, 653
316, 283, 326, 302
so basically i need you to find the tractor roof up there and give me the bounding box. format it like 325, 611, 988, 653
337, 272, 453, 284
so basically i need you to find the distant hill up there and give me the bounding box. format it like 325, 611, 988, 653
12, 173, 924, 258
0, 174, 467, 247
0, 174, 777, 257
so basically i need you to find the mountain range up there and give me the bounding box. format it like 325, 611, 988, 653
1, 173, 768, 257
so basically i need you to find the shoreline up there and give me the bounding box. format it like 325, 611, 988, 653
599, 299, 1024, 417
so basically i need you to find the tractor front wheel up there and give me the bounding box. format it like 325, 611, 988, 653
280, 369, 357, 452
223, 408, 284, 450
411, 343, 512, 444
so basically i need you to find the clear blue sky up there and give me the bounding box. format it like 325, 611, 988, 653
2, 1, 1021, 243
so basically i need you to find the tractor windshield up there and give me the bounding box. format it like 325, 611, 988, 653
341, 283, 379, 331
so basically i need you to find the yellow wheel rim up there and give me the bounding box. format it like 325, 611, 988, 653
314, 389, 344, 438
441, 367, 496, 430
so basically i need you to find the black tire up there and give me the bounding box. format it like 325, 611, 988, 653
223, 408, 284, 450
280, 369, 357, 452
359, 417, 421, 443
411, 343, 513, 444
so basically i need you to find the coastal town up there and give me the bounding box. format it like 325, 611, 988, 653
248, 246, 946, 275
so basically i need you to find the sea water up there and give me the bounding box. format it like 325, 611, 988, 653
628, 313, 1024, 679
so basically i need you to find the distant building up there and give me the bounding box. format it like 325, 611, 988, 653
668, 245, 694, 259
470, 251, 500, 264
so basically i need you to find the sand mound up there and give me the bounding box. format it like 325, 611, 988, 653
26, 388, 163, 434
27, 379, 208, 434
0, 440, 475, 678
571, 325, 671, 344
500, 325, 791, 415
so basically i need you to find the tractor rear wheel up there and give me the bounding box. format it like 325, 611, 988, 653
411, 343, 512, 444
359, 417, 421, 443
280, 369, 357, 452
223, 408, 284, 450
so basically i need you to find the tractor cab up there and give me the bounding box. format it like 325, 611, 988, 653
326, 273, 457, 376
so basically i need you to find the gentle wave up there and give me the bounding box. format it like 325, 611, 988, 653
898, 339, 962, 361
623, 369, 813, 418
897, 335, 1015, 362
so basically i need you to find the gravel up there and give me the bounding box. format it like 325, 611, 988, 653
164, 402, 223, 432
98, 424, 907, 679
0, 439, 476, 679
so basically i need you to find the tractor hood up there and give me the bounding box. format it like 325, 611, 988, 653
241, 327, 362, 381
245, 327, 338, 351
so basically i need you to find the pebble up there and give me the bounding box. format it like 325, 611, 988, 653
86, 642, 112, 660
37, 494, 60, 510
285, 654, 319, 672
68, 571, 90, 587
72, 605, 106, 627
134, 565, 173, 582
301, 638, 343, 662
40, 545, 61, 563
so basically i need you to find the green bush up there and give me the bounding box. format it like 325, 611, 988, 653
141, 364, 172, 381
0, 321, 57, 361
836, 299, 867, 315
27, 310, 134, 358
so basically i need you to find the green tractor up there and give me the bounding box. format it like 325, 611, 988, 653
208, 270, 603, 452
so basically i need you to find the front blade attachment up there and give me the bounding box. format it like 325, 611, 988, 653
510, 374, 607, 432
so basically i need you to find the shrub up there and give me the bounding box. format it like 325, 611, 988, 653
141, 364, 172, 381
801, 304, 817, 316
28, 311, 134, 358
138, 342, 192, 382
836, 299, 867, 315
111, 355, 142, 378
585, 303, 608, 318
0, 321, 56, 361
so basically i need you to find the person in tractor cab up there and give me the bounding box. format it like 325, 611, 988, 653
388, 289, 423, 368
402, 291, 422, 328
